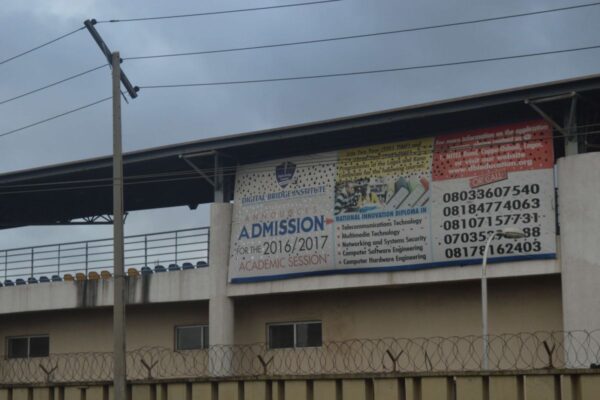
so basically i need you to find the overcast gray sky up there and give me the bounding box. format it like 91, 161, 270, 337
0, 0, 599, 250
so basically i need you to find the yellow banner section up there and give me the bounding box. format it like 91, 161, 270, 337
337, 137, 433, 182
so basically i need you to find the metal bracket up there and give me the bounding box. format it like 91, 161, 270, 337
524, 91, 577, 137
180, 150, 236, 203
180, 151, 216, 187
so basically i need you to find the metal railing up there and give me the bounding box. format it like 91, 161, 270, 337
0, 227, 209, 282
1, 330, 600, 384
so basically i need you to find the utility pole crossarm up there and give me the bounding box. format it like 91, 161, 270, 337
84, 19, 139, 99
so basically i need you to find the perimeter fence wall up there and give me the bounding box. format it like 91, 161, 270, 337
2, 330, 600, 385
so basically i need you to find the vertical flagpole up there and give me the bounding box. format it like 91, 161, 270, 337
112, 51, 127, 400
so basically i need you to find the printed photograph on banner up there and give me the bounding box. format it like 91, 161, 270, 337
229, 153, 337, 282
333, 138, 434, 270
430, 120, 556, 263
335, 139, 432, 214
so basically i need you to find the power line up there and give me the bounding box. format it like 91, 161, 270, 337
138, 43, 600, 89
125, 1, 600, 61
2, 125, 600, 195
0, 96, 111, 139
0, 64, 107, 107
0, 27, 84, 67
96, 0, 342, 23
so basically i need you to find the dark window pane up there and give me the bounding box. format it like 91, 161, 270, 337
7, 338, 28, 359
296, 323, 322, 347
202, 326, 209, 349
29, 337, 49, 358
176, 326, 204, 350
268, 324, 294, 349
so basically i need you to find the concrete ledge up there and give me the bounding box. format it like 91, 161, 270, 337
227, 258, 559, 297
2, 369, 600, 389
0, 268, 210, 315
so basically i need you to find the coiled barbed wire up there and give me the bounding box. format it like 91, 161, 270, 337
2, 330, 600, 384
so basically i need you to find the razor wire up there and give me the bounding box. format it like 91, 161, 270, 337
2, 330, 600, 384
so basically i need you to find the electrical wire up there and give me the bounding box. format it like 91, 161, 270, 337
0, 27, 85, 67
2, 121, 600, 187
138, 43, 600, 89
7, 42, 599, 139
0, 0, 341, 66
96, 0, 342, 23
0, 97, 111, 139
1, 125, 600, 195
0, 64, 108, 107
125, 1, 600, 61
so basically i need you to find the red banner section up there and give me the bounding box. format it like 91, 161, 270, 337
432, 121, 553, 182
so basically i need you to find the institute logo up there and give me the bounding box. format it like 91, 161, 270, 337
275, 161, 297, 188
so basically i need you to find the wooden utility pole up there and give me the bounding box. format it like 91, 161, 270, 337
84, 19, 138, 400
112, 51, 127, 400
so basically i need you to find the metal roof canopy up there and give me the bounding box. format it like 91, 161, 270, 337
2, 73, 600, 229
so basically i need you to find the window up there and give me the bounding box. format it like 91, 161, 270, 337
268, 321, 322, 349
175, 325, 208, 350
7, 336, 49, 359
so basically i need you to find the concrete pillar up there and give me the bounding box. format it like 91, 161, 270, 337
558, 153, 600, 366
208, 203, 235, 376
560, 375, 575, 400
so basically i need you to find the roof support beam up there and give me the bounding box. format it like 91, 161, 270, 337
214, 152, 224, 203
564, 95, 579, 155
179, 151, 226, 203
180, 153, 215, 187
525, 92, 580, 155
524, 93, 577, 137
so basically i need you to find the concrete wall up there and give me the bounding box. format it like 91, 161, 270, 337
0, 275, 561, 355
0, 256, 559, 317
227, 258, 559, 298
0, 302, 208, 356
0, 269, 210, 315
234, 275, 563, 344
559, 152, 600, 333
2, 372, 600, 400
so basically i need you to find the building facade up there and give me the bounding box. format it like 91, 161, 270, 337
1, 76, 600, 386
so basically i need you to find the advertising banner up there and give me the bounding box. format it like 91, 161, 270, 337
229, 120, 556, 283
